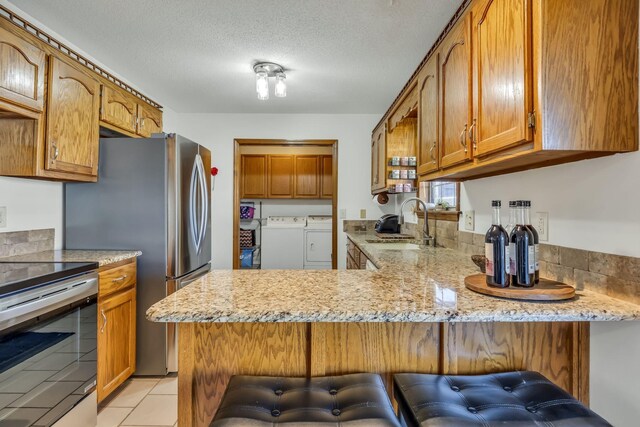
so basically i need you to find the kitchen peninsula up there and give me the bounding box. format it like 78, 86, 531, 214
147, 234, 640, 427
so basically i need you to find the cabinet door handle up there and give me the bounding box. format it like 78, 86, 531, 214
100, 309, 107, 333
468, 119, 477, 151
429, 141, 436, 162
51, 141, 59, 160
112, 274, 127, 283
459, 124, 468, 153
140, 118, 145, 129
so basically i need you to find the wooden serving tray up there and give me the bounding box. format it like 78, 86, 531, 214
464, 273, 575, 301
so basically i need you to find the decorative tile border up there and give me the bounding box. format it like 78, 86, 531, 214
0, 229, 55, 258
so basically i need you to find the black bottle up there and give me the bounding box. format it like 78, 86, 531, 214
509, 200, 535, 287
523, 200, 540, 284
485, 200, 510, 287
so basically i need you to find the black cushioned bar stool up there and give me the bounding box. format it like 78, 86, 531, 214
393, 371, 611, 427
211, 373, 400, 426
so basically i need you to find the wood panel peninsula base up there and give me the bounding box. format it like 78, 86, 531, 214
178, 321, 588, 427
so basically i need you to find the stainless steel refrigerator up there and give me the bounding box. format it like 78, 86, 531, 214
65, 133, 211, 375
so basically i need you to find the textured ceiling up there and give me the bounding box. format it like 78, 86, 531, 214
8, 0, 461, 113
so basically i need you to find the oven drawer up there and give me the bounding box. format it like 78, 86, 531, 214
99, 259, 136, 297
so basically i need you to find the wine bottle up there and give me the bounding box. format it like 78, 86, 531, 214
523, 200, 540, 284
485, 200, 510, 287
505, 200, 517, 237
506, 201, 517, 279
510, 200, 535, 287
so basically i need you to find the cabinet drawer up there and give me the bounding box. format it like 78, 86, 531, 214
99, 260, 136, 297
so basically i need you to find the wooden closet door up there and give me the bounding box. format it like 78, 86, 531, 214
294, 155, 320, 198
46, 57, 100, 176
0, 25, 46, 112
267, 155, 294, 198
418, 54, 439, 175
440, 15, 473, 169
472, 0, 533, 156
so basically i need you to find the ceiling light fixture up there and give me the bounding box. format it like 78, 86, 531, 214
253, 62, 287, 100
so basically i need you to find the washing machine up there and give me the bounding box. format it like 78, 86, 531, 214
304, 215, 333, 269
261, 216, 306, 269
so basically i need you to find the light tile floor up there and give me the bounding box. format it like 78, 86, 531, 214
98, 376, 178, 427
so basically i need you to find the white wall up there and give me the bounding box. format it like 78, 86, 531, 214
163, 113, 397, 269
458, 152, 640, 425
0, 178, 63, 248
459, 151, 640, 257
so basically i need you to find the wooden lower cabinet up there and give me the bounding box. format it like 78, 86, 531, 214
97, 259, 137, 403
346, 238, 369, 269
178, 321, 588, 427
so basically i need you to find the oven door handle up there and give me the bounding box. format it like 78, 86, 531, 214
0, 273, 98, 333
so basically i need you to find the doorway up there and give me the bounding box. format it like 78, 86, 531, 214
233, 139, 338, 269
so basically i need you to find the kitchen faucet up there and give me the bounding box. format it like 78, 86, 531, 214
398, 197, 435, 246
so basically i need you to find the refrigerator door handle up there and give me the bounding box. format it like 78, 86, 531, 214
189, 158, 200, 251
196, 154, 208, 254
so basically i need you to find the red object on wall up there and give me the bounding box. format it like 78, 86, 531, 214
211, 167, 219, 176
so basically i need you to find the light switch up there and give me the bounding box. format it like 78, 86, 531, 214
360, 209, 366, 219
0, 207, 6, 228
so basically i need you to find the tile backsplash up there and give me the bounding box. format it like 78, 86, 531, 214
0, 229, 54, 258
344, 218, 639, 306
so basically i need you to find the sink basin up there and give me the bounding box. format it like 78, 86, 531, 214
366, 242, 421, 250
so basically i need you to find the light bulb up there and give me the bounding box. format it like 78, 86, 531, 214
274, 72, 286, 98
256, 70, 269, 100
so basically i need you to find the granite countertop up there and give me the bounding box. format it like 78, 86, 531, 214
146, 232, 640, 323
0, 250, 142, 267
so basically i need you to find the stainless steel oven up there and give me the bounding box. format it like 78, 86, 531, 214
0, 263, 98, 427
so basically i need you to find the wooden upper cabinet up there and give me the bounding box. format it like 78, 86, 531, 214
97, 286, 136, 402
241, 155, 267, 198
388, 85, 418, 133
100, 85, 137, 133
472, 0, 533, 157
440, 15, 473, 169
0, 25, 46, 112
267, 155, 294, 198
137, 103, 163, 137
371, 122, 387, 193
320, 155, 333, 199
418, 54, 439, 175
46, 57, 100, 177
294, 155, 320, 198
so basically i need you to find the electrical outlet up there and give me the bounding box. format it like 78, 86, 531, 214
339, 209, 346, 219
535, 212, 549, 241
464, 210, 475, 231
0, 207, 6, 228
359, 209, 366, 219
